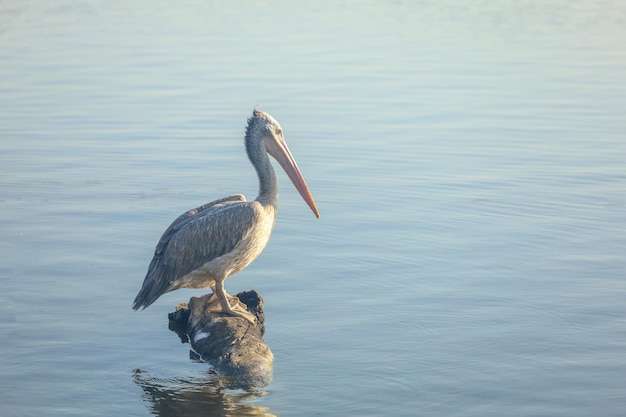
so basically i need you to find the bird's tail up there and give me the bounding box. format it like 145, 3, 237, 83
132, 257, 171, 310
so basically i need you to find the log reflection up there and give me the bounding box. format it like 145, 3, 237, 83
132, 369, 276, 417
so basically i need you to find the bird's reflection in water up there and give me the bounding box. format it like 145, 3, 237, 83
132, 369, 276, 417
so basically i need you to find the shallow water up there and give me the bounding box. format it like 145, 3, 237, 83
1, 1, 626, 416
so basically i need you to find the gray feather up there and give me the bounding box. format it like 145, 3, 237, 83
132, 194, 259, 310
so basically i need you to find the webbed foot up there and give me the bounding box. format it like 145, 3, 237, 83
207, 292, 257, 324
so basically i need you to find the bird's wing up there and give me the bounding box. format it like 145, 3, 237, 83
133, 194, 257, 310
153, 194, 246, 257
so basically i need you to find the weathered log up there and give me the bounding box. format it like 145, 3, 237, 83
168, 290, 273, 390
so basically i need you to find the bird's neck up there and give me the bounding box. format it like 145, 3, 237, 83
252, 148, 279, 209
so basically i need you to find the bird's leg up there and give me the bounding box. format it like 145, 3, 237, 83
208, 279, 257, 324
205, 282, 218, 304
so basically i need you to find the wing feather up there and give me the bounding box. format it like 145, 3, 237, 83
153, 194, 246, 258
132, 194, 258, 310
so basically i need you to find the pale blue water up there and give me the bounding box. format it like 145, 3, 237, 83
1, 1, 626, 416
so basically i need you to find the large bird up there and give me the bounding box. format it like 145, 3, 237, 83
132, 109, 319, 323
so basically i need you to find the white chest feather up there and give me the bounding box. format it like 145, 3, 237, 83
196, 203, 276, 282
218, 207, 275, 276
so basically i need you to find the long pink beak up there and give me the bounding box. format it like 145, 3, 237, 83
267, 138, 320, 218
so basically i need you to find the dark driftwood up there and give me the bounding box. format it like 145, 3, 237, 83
168, 290, 273, 390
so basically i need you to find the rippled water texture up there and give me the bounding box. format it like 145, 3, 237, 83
1, 1, 625, 416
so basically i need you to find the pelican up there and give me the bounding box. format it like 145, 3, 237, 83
132, 108, 319, 323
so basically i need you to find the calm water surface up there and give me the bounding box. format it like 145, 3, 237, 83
1, 1, 625, 416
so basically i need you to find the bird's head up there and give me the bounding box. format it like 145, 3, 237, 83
245, 108, 320, 219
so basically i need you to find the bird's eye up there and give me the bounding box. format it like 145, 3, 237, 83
276, 128, 283, 136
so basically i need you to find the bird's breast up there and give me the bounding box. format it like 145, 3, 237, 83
225, 210, 275, 274
199, 202, 276, 280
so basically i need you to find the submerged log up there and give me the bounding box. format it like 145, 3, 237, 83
168, 290, 274, 390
